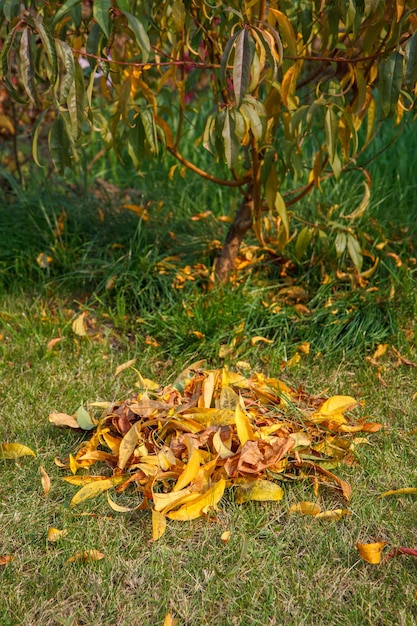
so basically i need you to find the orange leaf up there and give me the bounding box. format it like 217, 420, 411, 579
162, 614, 178, 626
40, 465, 51, 496
47, 337, 63, 351
356, 541, 387, 564
250, 336, 274, 346
221, 530, 231, 544
0, 555, 14, 566
114, 358, 137, 376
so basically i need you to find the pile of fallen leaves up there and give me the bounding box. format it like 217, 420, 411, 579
49, 363, 383, 540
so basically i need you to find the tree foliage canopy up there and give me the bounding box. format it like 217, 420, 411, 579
1, 0, 417, 278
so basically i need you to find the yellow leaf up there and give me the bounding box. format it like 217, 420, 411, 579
71, 312, 87, 336
314, 395, 358, 417
372, 344, 389, 360
289, 501, 322, 515
162, 614, 178, 626
48, 412, 79, 429
118, 424, 140, 470
106, 492, 143, 513
212, 429, 234, 459
315, 509, 350, 520
0, 443, 36, 459
297, 342, 310, 354
70, 476, 125, 507
66, 549, 105, 563
221, 530, 231, 544
153, 487, 194, 513
167, 479, 226, 521
378, 487, 417, 498
251, 336, 274, 346
152, 509, 167, 541
63, 475, 111, 485
47, 527, 68, 542
286, 352, 301, 368
174, 446, 201, 491
114, 358, 137, 376
234, 479, 284, 504
235, 402, 255, 447
40, 465, 51, 496
356, 541, 387, 564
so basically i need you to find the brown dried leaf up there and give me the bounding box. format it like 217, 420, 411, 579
40, 465, 51, 496
49, 412, 80, 429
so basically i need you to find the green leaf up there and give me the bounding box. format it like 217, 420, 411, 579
76, 405, 96, 430
250, 26, 279, 81
86, 23, 103, 69
220, 30, 240, 87
52, 0, 82, 26
32, 109, 49, 167
141, 108, 158, 155
222, 109, 239, 169
325, 106, 338, 163
93, 0, 111, 40
240, 100, 264, 141
26, 16, 58, 89
335, 232, 347, 258
347, 234, 363, 271
19, 28, 37, 106
48, 115, 73, 173
121, 10, 150, 63
275, 191, 290, 239
233, 29, 251, 107
295, 226, 312, 260
378, 51, 403, 118
67, 62, 85, 139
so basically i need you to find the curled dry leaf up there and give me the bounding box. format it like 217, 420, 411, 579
66, 549, 105, 563
114, 358, 137, 377
0, 443, 36, 459
40, 465, 51, 496
47, 337, 64, 351
356, 541, 387, 564
49, 412, 79, 429
289, 501, 322, 515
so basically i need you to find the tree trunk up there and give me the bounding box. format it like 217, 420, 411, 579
214, 193, 254, 283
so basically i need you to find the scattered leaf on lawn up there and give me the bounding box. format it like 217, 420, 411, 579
356, 541, 387, 564
72, 312, 87, 336
162, 614, 178, 626
289, 501, 322, 515
152, 509, 167, 541
372, 344, 389, 360
49, 412, 79, 429
47, 337, 63, 350
114, 358, 137, 376
76, 405, 96, 430
66, 549, 105, 563
221, 530, 231, 543
234, 479, 284, 504
47, 527, 68, 542
315, 508, 350, 520
0, 443, 36, 459
378, 487, 417, 498
250, 336, 274, 346
0, 555, 14, 565
40, 465, 51, 495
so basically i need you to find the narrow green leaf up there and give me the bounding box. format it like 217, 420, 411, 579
378, 51, 403, 118
335, 232, 347, 258
67, 62, 85, 139
405, 30, 417, 88
250, 26, 278, 81
240, 101, 263, 141
0, 25, 24, 102
233, 29, 251, 107
295, 226, 312, 260
141, 108, 158, 155
28, 16, 58, 88
325, 106, 338, 163
220, 30, 240, 88
118, 75, 133, 126
52, 0, 82, 26
128, 111, 146, 168
222, 109, 239, 169
19, 28, 37, 106
86, 23, 102, 69
93, 0, 111, 40
121, 10, 150, 63
31, 109, 49, 167
275, 192, 290, 239
347, 234, 363, 271
49, 115, 72, 173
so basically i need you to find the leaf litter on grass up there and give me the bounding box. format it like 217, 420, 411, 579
50, 362, 383, 539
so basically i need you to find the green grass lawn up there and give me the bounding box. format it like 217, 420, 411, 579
0, 120, 417, 625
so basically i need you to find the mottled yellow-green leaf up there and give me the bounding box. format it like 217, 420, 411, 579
0, 443, 36, 460
66, 549, 105, 563
70, 476, 124, 507
234, 479, 284, 504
